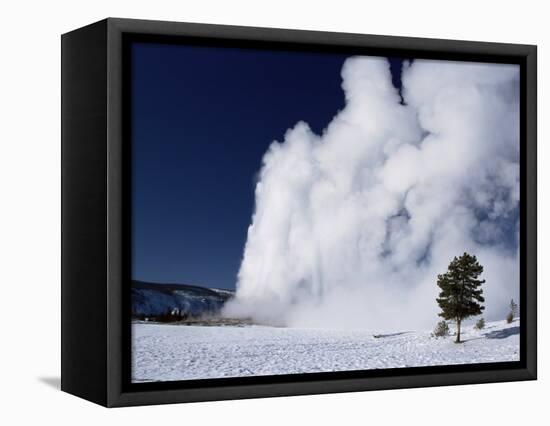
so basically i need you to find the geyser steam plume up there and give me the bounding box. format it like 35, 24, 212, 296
223, 57, 520, 330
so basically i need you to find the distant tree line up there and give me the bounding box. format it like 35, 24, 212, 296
133, 308, 190, 323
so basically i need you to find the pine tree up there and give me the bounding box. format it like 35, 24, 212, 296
432, 320, 450, 337
507, 299, 518, 323
510, 299, 518, 316
475, 317, 485, 330
436, 252, 485, 343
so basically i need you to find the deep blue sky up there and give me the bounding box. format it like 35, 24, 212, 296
131, 41, 405, 289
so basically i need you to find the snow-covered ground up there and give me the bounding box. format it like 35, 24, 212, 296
132, 319, 519, 382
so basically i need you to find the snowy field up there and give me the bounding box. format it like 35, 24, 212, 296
132, 320, 520, 382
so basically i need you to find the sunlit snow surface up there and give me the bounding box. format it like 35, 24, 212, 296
132, 320, 519, 382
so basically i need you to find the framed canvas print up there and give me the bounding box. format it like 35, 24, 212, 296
61, 18, 537, 407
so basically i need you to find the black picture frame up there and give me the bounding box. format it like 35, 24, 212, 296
61, 17, 537, 407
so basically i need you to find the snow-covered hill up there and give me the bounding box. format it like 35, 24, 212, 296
132, 319, 520, 382
131, 280, 234, 319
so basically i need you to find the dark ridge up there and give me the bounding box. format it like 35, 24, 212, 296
132, 280, 234, 298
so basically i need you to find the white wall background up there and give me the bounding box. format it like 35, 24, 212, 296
0, 0, 545, 424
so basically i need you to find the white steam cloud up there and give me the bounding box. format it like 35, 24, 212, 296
223, 57, 520, 330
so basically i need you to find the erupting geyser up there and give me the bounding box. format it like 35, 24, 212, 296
223, 57, 520, 330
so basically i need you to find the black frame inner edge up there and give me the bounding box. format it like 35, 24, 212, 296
120, 31, 528, 394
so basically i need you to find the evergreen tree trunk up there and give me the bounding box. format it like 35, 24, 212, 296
456, 318, 461, 343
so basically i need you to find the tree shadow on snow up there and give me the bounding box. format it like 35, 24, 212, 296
373, 331, 411, 338
483, 326, 520, 339
462, 336, 484, 343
